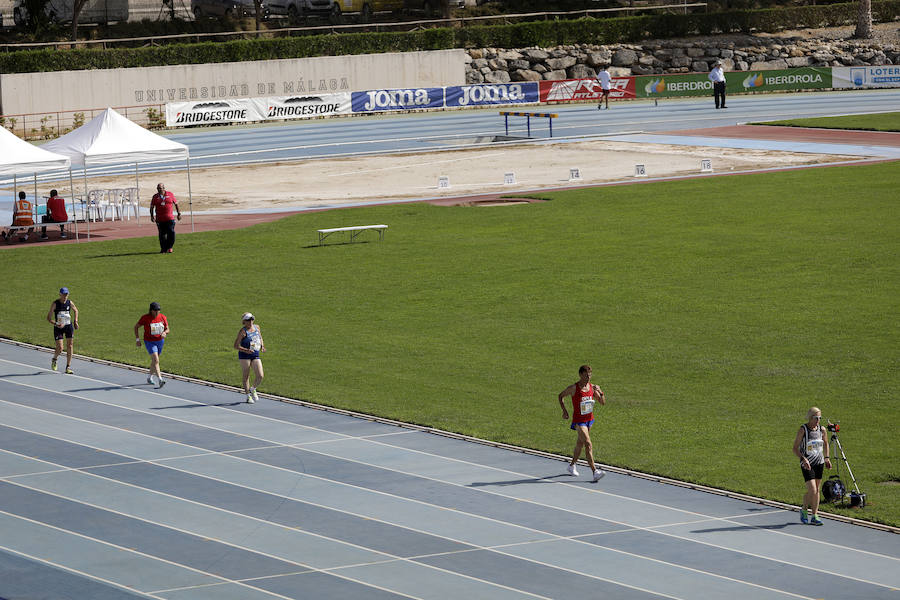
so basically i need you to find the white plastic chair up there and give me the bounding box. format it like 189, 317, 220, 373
103, 189, 123, 221
120, 187, 140, 220
86, 190, 106, 222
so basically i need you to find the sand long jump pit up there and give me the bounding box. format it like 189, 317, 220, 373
84, 139, 864, 212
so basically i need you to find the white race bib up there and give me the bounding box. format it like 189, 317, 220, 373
580, 398, 595, 415
248, 330, 261, 351
150, 321, 165, 336
56, 310, 71, 327
805, 438, 823, 456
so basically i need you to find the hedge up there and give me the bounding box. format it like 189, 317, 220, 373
0, 1, 897, 74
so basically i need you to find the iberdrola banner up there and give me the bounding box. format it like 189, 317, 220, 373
635, 67, 832, 98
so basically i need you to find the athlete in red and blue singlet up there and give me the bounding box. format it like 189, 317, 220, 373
557, 365, 606, 481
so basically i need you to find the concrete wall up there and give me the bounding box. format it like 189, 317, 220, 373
0, 49, 466, 117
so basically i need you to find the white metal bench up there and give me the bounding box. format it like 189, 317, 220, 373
3, 221, 75, 242
317, 224, 388, 246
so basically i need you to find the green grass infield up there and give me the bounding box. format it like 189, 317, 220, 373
755, 111, 900, 132
2, 161, 898, 526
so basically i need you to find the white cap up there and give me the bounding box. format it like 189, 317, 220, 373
241, 312, 254, 321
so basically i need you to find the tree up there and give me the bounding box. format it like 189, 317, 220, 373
854, 0, 873, 39
18, 0, 52, 33
70, 0, 90, 41
254, 0, 263, 32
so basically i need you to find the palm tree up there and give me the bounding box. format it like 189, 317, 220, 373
854, 0, 873, 39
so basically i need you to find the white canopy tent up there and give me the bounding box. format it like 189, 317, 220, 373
0, 126, 70, 176
42, 108, 194, 236
0, 126, 74, 236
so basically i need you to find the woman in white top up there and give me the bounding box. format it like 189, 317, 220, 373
792, 407, 832, 525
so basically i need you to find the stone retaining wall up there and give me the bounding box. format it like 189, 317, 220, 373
465, 37, 900, 84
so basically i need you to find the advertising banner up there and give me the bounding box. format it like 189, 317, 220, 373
637, 73, 712, 98
833, 66, 900, 89
351, 88, 445, 112
731, 68, 831, 93
166, 99, 262, 127
540, 78, 635, 102
250, 93, 352, 120
636, 67, 831, 98
445, 83, 539, 108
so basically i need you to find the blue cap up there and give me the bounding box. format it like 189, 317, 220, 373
60, 287, 69, 294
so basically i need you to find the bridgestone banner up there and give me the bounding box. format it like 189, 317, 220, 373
539, 78, 635, 102
250, 93, 352, 120
832, 66, 900, 89
167, 93, 352, 126
636, 67, 831, 98
166, 99, 261, 127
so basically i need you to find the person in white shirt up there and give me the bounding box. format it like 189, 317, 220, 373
596, 66, 612, 110
708, 61, 727, 109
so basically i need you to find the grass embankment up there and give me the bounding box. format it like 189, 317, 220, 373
2, 162, 898, 526
758, 112, 900, 132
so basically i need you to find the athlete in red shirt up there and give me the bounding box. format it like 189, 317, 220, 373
133, 301, 170, 388
558, 365, 606, 481
150, 183, 182, 254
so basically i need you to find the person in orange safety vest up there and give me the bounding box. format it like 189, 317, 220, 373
2, 191, 35, 242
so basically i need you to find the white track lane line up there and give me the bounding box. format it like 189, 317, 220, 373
2, 355, 897, 563
1, 446, 551, 600
0, 407, 819, 600
0, 543, 169, 600
2, 356, 897, 563
0, 508, 307, 600
1, 357, 897, 586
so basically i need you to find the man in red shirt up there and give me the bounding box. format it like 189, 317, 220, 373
41, 189, 69, 240
134, 301, 169, 388
150, 182, 182, 254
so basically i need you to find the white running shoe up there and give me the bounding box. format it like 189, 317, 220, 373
149, 374, 159, 387
592, 469, 606, 482
147, 375, 153, 384
567, 464, 579, 477
250, 388, 259, 402
157, 379, 166, 389
247, 393, 255, 404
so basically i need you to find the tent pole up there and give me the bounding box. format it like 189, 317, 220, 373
187, 156, 194, 233
135, 162, 140, 226
69, 169, 78, 242
33, 174, 37, 221
83, 166, 91, 240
